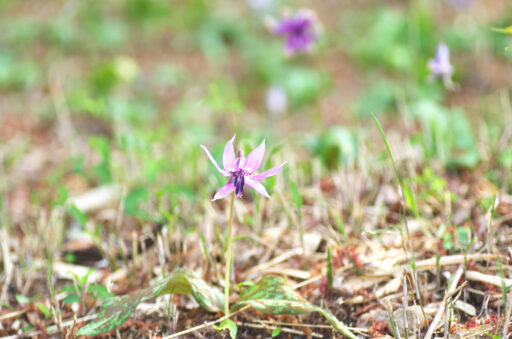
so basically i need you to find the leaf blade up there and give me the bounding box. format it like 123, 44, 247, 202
233, 276, 357, 339
78, 269, 223, 336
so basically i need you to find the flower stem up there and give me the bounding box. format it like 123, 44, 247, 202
224, 192, 235, 315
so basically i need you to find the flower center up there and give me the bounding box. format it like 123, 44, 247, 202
291, 19, 309, 37
233, 170, 246, 196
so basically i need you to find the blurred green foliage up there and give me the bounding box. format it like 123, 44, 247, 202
410, 101, 479, 168
307, 127, 359, 170
1, 0, 510, 231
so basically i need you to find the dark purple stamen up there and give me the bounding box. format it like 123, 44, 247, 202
292, 20, 309, 36
234, 171, 245, 196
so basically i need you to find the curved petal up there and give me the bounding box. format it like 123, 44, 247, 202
212, 180, 236, 201
436, 43, 450, 64
252, 161, 286, 181
200, 145, 229, 176
243, 139, 266, 172
223, 135, 237, 171
245, 177, 270, 198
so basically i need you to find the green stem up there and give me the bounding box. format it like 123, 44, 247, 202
224, 192, 236, 315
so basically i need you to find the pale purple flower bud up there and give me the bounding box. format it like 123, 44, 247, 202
428, 43, 455, 89
266, 85, 287, 116
445, 0, 476, 10
247, 0, 273, 12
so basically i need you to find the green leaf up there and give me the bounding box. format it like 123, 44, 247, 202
53, 186, 68, 207
124, 187, 149, 217
63, 294, 81, 305
283, 67, 327, 107
88, 284, 112, 300
15, 294, 30, 305
307, 127, 358, 170
272, 328, 282, 337
77, 292, 142, 335
403, 181, 418, 217
289, 179, 302, 210
89, 136, 112, 183
35, 303, 52, 318
456, 226, 471, 248
232, 276, 357, 339
69, 204, 87, 227
214, 319, 238, 339
77, 269, 223, 336
154, 269, 224, 312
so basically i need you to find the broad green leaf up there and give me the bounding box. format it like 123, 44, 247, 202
232, 276, 357, 339
77, 288, 152, 336
77, 269, 223, 336
214, 319, 238, 339
154, 269, 224, 312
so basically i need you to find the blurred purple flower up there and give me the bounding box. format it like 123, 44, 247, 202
201, 135, 286, 200
273, 10, 319, 55
266, 85, 287, 115
428, 43, 454, 88
445, 0, 476, 10
247, 0, 273, 12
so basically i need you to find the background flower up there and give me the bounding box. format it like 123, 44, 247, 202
428, 43, 455, 89
266, 85, 288, 115
271, 9, 321, 55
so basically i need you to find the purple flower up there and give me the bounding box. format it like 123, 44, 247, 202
445, 0, 476, 10
273, 10, 319, 55
201, 135, 286, 200
428, 43, 455, 88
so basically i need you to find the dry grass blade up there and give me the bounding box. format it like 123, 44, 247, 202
239, 322, 324, 338
243, 247, 303, 279
1, 314, 98, 339
424, 264, 464, 339
451, 323, 494, 339
161, 305, 251, 339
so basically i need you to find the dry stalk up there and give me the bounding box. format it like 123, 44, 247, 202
1, 313, 98, 339
424, 264, 464, 339
402, 273, 409, 338
503, 289, 512, 338
238, 321, 324, 338
0, 228, 13, 304
161, 305, 251, 339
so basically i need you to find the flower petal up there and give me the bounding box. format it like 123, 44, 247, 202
223, 135, 237, 171
212, 180, 236, 201
252, 162, 286, 181
200, 145, 229, 176
244, 139, 266, 172
436, 43, 450, 64
245, 177, 270, 198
